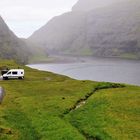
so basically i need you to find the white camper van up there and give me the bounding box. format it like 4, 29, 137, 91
2, 69, 24, 80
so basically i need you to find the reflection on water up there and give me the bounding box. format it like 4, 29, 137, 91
28, 58, 140, 86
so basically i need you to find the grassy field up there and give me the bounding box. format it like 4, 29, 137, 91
0, 60, 140, 140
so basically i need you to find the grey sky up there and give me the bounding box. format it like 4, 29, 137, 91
0, 0, 78, 38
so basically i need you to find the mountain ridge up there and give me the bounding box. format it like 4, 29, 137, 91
29, 0, 140, 59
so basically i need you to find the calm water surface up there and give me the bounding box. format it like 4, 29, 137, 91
28, 58, 140, 86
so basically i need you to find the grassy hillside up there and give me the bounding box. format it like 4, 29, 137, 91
0, 60, 140, 140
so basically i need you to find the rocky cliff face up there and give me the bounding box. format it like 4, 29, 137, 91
0, 16, 29, 63
29, 0, 140, 59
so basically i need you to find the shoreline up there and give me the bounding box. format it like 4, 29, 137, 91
28, 55, 140, 65
27, 58, 140, 86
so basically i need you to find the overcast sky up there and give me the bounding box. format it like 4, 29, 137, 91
0, 0, 78, 38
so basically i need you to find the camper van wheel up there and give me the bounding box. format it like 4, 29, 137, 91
3, 77, 8, 80
18, 77, 22, 80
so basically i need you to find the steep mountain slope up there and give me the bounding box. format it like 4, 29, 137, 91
29, 0, 140, 59
29, 12, 87, 54
0, 16, 30, 63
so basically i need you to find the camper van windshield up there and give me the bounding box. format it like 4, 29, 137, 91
7, 72, 11, 75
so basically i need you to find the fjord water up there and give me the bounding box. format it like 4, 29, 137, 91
28, 58, 140, 86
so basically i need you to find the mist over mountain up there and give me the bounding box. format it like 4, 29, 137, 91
0, 16, 30, 63
72, 0, 127, 11
29, 0, 140, 59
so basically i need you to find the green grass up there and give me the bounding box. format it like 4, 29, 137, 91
0, 60, 140, 140
65, 86, 140, 140
120, 53, 140, 60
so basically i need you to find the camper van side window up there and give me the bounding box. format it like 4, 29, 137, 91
12, 71, 17, 75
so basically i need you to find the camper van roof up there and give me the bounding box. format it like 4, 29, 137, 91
9, 69, 24, 71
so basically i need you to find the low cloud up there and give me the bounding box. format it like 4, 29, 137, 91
0, 0, 78, 38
